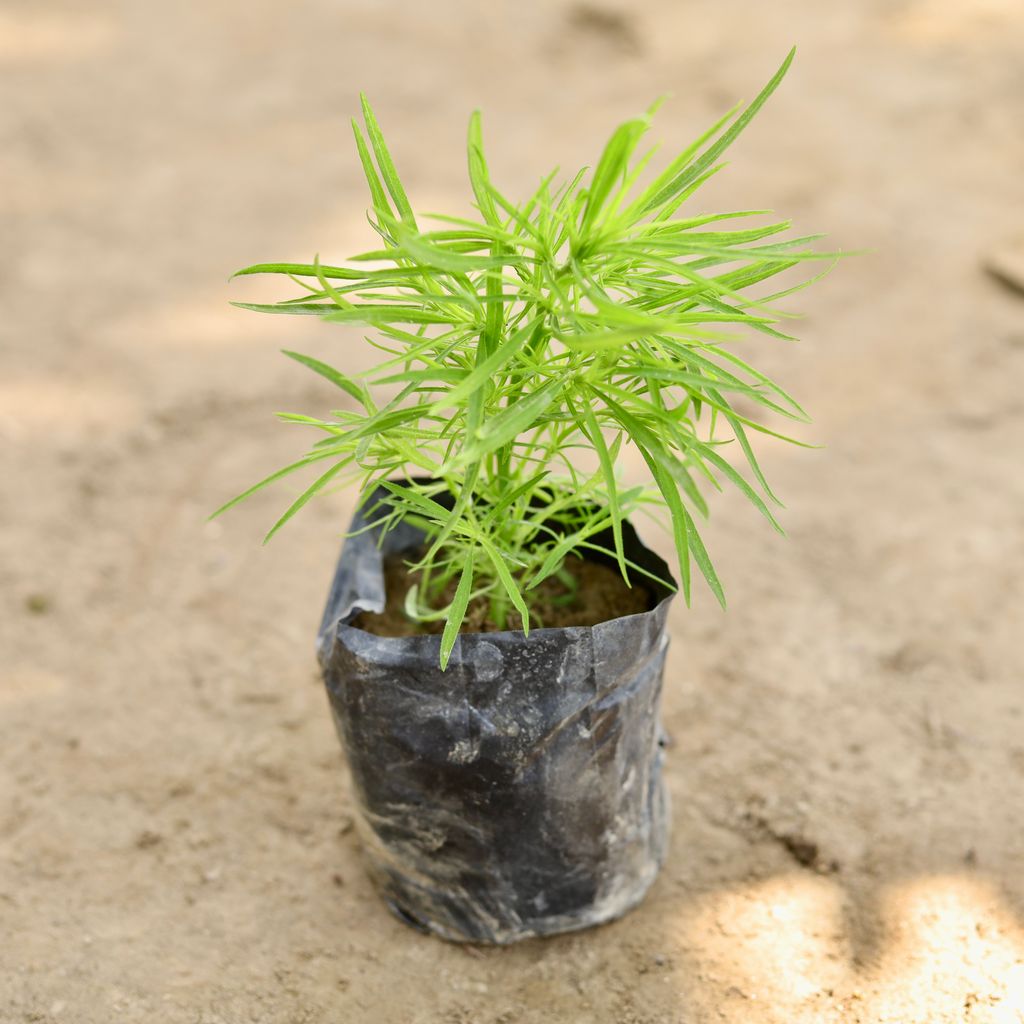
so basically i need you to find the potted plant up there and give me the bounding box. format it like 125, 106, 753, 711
215, 47, 836, 944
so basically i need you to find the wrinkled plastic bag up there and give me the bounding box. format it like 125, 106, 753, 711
316, 485, 676, 943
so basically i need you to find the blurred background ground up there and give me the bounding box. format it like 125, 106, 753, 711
2, 1, 1024, 1021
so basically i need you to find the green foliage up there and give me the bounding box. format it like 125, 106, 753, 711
218, 48, 838, 668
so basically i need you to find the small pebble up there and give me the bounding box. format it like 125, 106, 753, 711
135, 830, 162, 850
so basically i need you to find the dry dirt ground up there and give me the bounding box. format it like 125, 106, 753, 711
3, 1, 1024, 1022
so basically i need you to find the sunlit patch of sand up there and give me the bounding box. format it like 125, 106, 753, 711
675, 873, 1024, 1022
886, 0, 1024, 44
98, 196, 471, 355
868, 875, 1024, 1023
679, 874, 850, 1009
0, 12, 117, 64
0, 377, 142, 440
0, 666, 67, 704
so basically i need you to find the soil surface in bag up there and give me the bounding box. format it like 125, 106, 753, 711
317, 484, 677, 944
356, 551, 651, 636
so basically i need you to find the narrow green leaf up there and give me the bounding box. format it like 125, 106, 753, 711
282, 350, 368, 408
322, 305, 464, 326
477, 536, 530, 634
621, 103, 739, 223
263, 458, 351, 543
695, 441, 783, 533
577, 541, 677, 593
641, 47, 796, 215
679, 500, 726, 608
481, 470, 550, 525
526, 512, 616, 592
312, 253, 355, 311
378, 480, 452, 525
209, 448, 345, 520
467, 110, 500, 227
232, 262, 368, 281
373, 368, 468, 387
390, 229, 517, 273
351, 119, 391, 220
456, 375, 566, 465
440, 550, 475, 670
582, 115, 648, 232
360, 94, 416, 227
579, 404, 627, 581
636, 442, 691, 604
231, 301, 337, 316
403, 581, 421, 621
434, 314, 544, 409
705, 386, 782, 503
274, 412, 343, 433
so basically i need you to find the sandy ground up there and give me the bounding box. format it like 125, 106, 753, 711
3, 1, 1024, 1021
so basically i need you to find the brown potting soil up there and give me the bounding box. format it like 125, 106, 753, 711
355, 552, 652, 636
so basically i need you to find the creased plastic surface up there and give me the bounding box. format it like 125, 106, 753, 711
317, 487, 677, 944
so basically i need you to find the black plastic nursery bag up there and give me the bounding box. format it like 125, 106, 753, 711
316, 486, 676, 943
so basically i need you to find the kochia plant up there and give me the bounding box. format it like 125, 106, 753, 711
217, 48, 836, 667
